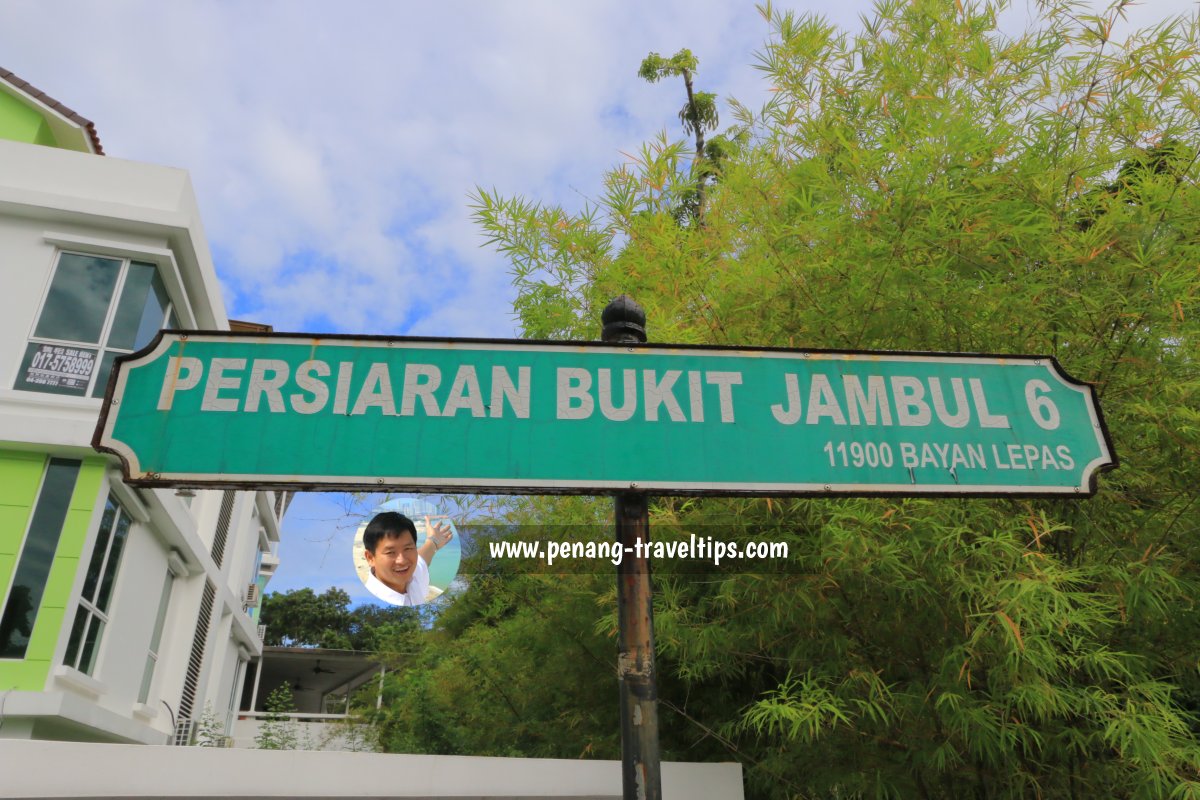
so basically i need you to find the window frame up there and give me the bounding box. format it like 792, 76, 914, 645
62, 492, 134, 676
137, 568, 176, 704
15, 246, 181, 398
0, 457, 82, 660
225, 657, 246, 735
40, 233, 196, 328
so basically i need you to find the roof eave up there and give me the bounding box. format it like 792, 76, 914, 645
0, 67, 104, 155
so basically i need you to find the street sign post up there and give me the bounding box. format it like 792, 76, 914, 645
92, 312, 1118, 800
95, 331, 1115, 496
602, 298, 661, 800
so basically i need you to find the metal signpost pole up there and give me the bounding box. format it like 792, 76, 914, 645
602, 296, 662, 800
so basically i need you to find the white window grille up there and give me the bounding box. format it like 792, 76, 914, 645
172, 718, 195, 746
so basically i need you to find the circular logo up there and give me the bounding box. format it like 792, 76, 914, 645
352, 497, 461, 606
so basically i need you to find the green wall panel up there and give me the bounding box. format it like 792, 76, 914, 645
0, 450, 43, 583
0, 453, 105, 690
0, 451, 44, 504
0, 91, 55, 147
41, 557, 80, 609
70, 461, 104, 510
24, 605, 67, 666
0, 554, 13, 588
0, 507, 32, 556
58, 506, 98, 552
0, 657, 54, 689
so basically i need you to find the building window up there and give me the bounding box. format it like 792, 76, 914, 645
0, 458, 81, 659
63, 493, 132, 675
226, 658, 246, 735
137, 569, 175, 704
14, 251, 177, 398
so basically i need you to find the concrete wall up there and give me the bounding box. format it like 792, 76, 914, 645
0, 740, 745, 799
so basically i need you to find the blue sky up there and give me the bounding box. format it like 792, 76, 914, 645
2, 0, 1192, 604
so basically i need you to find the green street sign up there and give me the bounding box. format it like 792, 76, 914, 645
94, 332, 1116, 496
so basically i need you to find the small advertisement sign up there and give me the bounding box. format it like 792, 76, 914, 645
19, 343, 96, 394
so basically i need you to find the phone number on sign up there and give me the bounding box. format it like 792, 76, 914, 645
30, 349, 94, 377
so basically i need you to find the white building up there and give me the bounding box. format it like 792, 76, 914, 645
0, 68, 282, 746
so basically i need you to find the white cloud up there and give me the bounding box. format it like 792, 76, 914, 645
3, 0, 1192, 592
4, 0, 799, 337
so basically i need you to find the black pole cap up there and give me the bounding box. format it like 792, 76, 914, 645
601, 295, 647, 343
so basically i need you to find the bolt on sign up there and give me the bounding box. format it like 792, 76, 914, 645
93, 332, 1116, 496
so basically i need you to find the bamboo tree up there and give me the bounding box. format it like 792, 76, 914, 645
638, 49, 721, 222
442, 3, 1200, 796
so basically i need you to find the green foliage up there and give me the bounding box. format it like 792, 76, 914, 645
323, 715, 379, 752
193, 702, 228, 747
255, 684, 300, 750
638, 49, 700, 84
638, 47, 725, 224
448, 2, 1200, 797
260, 587, 420, 650
362, 496, 621, 759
